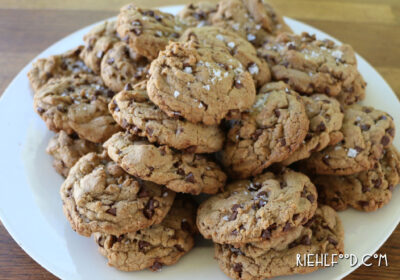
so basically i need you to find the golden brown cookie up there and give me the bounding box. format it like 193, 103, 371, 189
104, 132, 227, 195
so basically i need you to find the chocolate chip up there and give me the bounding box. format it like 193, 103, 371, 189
232, 263, 242, 274
106, 208, 117, 216
154, 14, 162, 22
386, 127, 395, 137
283, 222, 291, 232
143, 199, 159, 219
251, 129, 263, 140
360, 124, 371, 131
185, 146, 197, 153
381, 136, 390, 146
256, 191, 269, 199
234, 80, 243, 89
107, 57, 114, 65
363, 107, 372, 113
293, 213, 299, 221
109, 235, 117, 247
325, 87, 331, 95
354, 146, 364, 153
279, 138, 286, 146
306, 194, 315, 203
371, 178, 382, 188
177, 168, 185, 176
261, 224, 276, 240
37, 107, 45, 114
137, 187, 150, 198
231, 229, 238, 235
185, 172, 195, 183
181, 219, 191, 232
150, 262, 163, 271
316, 122, 326, 132
362, 185, 371, 193
358, 200, 369, 208
138, 240, 150, 252
274, 108, 280, 118
228, 211, 238, 221
143, 10, 154, 17
174, 244, 185, 252
280, 182, 287, 189
327, 236, 338, 246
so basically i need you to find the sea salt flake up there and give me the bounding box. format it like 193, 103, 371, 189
216, 34, 225, 41
227, 42, 235, 48
347, 148, 358, 158
184, 66, 192, 74
331, 50, 343, 60
174, 90, 180, 98
222, 215, 229, 221
247, 34, 256, 41
248, 64, 259, 75
203, 85, 210, 91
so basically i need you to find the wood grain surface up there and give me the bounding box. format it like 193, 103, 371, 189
0, 0, 399, 279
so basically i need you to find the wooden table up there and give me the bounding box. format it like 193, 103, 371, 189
0, 0, 399, 279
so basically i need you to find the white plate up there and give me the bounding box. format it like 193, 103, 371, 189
0, 5, 399, 280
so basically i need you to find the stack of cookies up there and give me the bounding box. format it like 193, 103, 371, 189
28, 0, 399, 279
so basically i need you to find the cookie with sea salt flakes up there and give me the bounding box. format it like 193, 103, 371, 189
109, 80, 225, 153
197, 168, 318, 244
211, 0, 292, 47
116, 4, 182, 59
93, 196, 196, 272
33, 73, 121, 143
28, 46, 92, 92
258, 32, 366, 105
304, 104, 395, 175
147, 40, 256, 125
220, 82, 309, 179
214, 205, 344, 280
100, 42, 149, 93
180, 26, 271, 87
80, 20, 120, 74
281, 94, 344, 165
177, 1, 218, 28
46, 131, 101, 177
104, 132, 227, 195
60, 151, 175, 237
315, 145, 400, 212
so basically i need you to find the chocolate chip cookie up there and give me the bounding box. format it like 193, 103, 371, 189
315, 145, 400, 212
147, 40, 256, 125
214, 205, 344, 280
180, 26, 271, 87
33, 73, 121, 143
94, 196, 196, 271
109, 81, 225, 153
177, 2, 218, 28
211, 0, 292, 47
305, 104, 395, 175
258, 32, 366, 105
28, 46, 92, 92
197, 168, 317, 244
221, 82, 309, 178
104, 132, 227, 195
100, 42, 149, 92
46, 131, 101, 177
61, 151, 175, 237
282, 94, 344, 165
80, 20, 120, 74
117, 4, 182, 59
